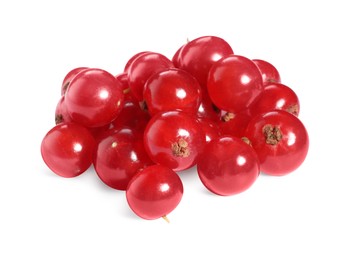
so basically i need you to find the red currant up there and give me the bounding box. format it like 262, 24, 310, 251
55, 96, 72, 125
126, 165, 183, 220
65, 68, 124, 128
197, 136, 260, 196
41, 123, 95, 178
143, 111, 206, 171
176, 36, 234, 87
127, 52, 174, 101
252, 59, 281, 84
197, 90, 221, 121
172, 43, 186, 68
197, 118, 221, 143
61, 67, 88, 95
249, 82, 300, 117
207, 55, 264, 113
219, 109, 253, 138
245, 110, 309, 176
110, 98, 150, 132
93, 127, 153, 190
143, 68, 202, 116
123, 51, 151, 73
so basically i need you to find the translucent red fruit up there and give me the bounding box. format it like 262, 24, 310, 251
61, 67, 88, 95
176, 35, 234, 87
123, 51, 151, 73
41, 123, 95, 178
197, 136, 260, 196
55, 96, 72, 125
197, 118, 221, 143
197, 90, 221, 121
126, 165, 184, 220
143, 68, 202, 116
172, 43, 186, 68
245, 110, 309, 176
249, 82, 300, 117
127, 52, 174, 101
93, 128, 153, 190
65, 68, 124, 128
252, 59, 281, 84
219, 110, 253, 138
111, 98, 150, 132
143, 111, 206, 171
207, 55, 264, 113
115, 72, 129, 91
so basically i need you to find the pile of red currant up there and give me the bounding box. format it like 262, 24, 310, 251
41, 36, 309, 221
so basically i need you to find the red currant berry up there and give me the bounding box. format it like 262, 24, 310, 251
197, 118, 221, 143
41, 123, 95, 178
197, 136, 260, 196
172, 43, 186, 68
197, 90, 221, 121
55, 96, 72, 125
207, 55, 264, 113
143, 68, 202, 116
245, 110, 309, 176
219, 110, 253, 138
252, 59, 281, 84
249, 82, 300, 117
111, 98, 150, 132
93, 128, 153, 190
126, 165, 183, 220
177, 36, 234, 87
115, 72, 129, 92
61, 67, 88, 95
123, 51, 151, 73
65, 68, 124, 128
127, 52, 174, 101
143, 111, 206, 171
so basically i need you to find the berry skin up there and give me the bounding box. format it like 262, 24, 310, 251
55, 96, 72, 125
197, 136, 260, 196
41, 123, 95, 178
172, 43, 186, 68
197, 118, 221, 143
249, 82, 300, 117
65, 68, 124, 128
176, 36, 234, 87
127, 52, 174, 101
219, 110, 253, 138
197, 90, 221, 121
124, 51, 151, 73
126, 165, 184, 220
252, 59, 281, 84
143, 68, 202, 116
245, 110, 309, 176
93, 128, 153, 190
207, 55, 264, 113
143, 111, 206, 171
61, 67, 88, 95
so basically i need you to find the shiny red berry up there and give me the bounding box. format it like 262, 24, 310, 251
65, 68, 124, 128
143, 111, 206, 171
126, 165, 184, 220
197, 136, 260, 196
41, 123, 95, 178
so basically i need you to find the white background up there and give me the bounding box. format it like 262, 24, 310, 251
1, 0, 357, 259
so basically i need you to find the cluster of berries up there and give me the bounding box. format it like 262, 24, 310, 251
41, 36, 309, 221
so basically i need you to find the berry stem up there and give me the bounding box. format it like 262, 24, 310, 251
162, 215, 170, 223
